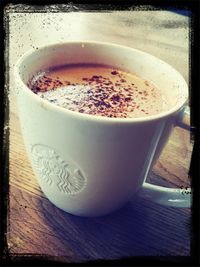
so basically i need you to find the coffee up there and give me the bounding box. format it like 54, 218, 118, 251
28, 63, 168, 118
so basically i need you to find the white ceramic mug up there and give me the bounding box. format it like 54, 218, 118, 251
14, 41, 191, 217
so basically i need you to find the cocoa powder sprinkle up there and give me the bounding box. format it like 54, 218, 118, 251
28, 65, 165, 118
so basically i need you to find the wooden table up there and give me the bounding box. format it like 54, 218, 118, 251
6, 7, 193, 264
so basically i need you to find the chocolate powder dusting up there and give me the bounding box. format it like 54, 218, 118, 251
28, 64, 166, 118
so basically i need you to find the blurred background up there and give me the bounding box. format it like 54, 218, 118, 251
7, 7, 189, 82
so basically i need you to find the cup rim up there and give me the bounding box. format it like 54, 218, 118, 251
14, 40, 189, 124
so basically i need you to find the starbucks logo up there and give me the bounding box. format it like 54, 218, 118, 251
31, 144, 86, 194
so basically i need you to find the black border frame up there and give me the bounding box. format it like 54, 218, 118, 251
1, 1, 199, 266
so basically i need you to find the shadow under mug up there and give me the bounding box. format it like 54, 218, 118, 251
14, 41, 191, 217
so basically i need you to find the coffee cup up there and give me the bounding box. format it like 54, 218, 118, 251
14, 41, 191, 217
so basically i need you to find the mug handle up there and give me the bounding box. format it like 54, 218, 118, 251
138, 106, 192, 208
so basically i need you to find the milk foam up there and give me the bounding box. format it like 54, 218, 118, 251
28, 64, 168, 118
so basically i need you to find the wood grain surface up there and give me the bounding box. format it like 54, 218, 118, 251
5, 7, 193, 263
